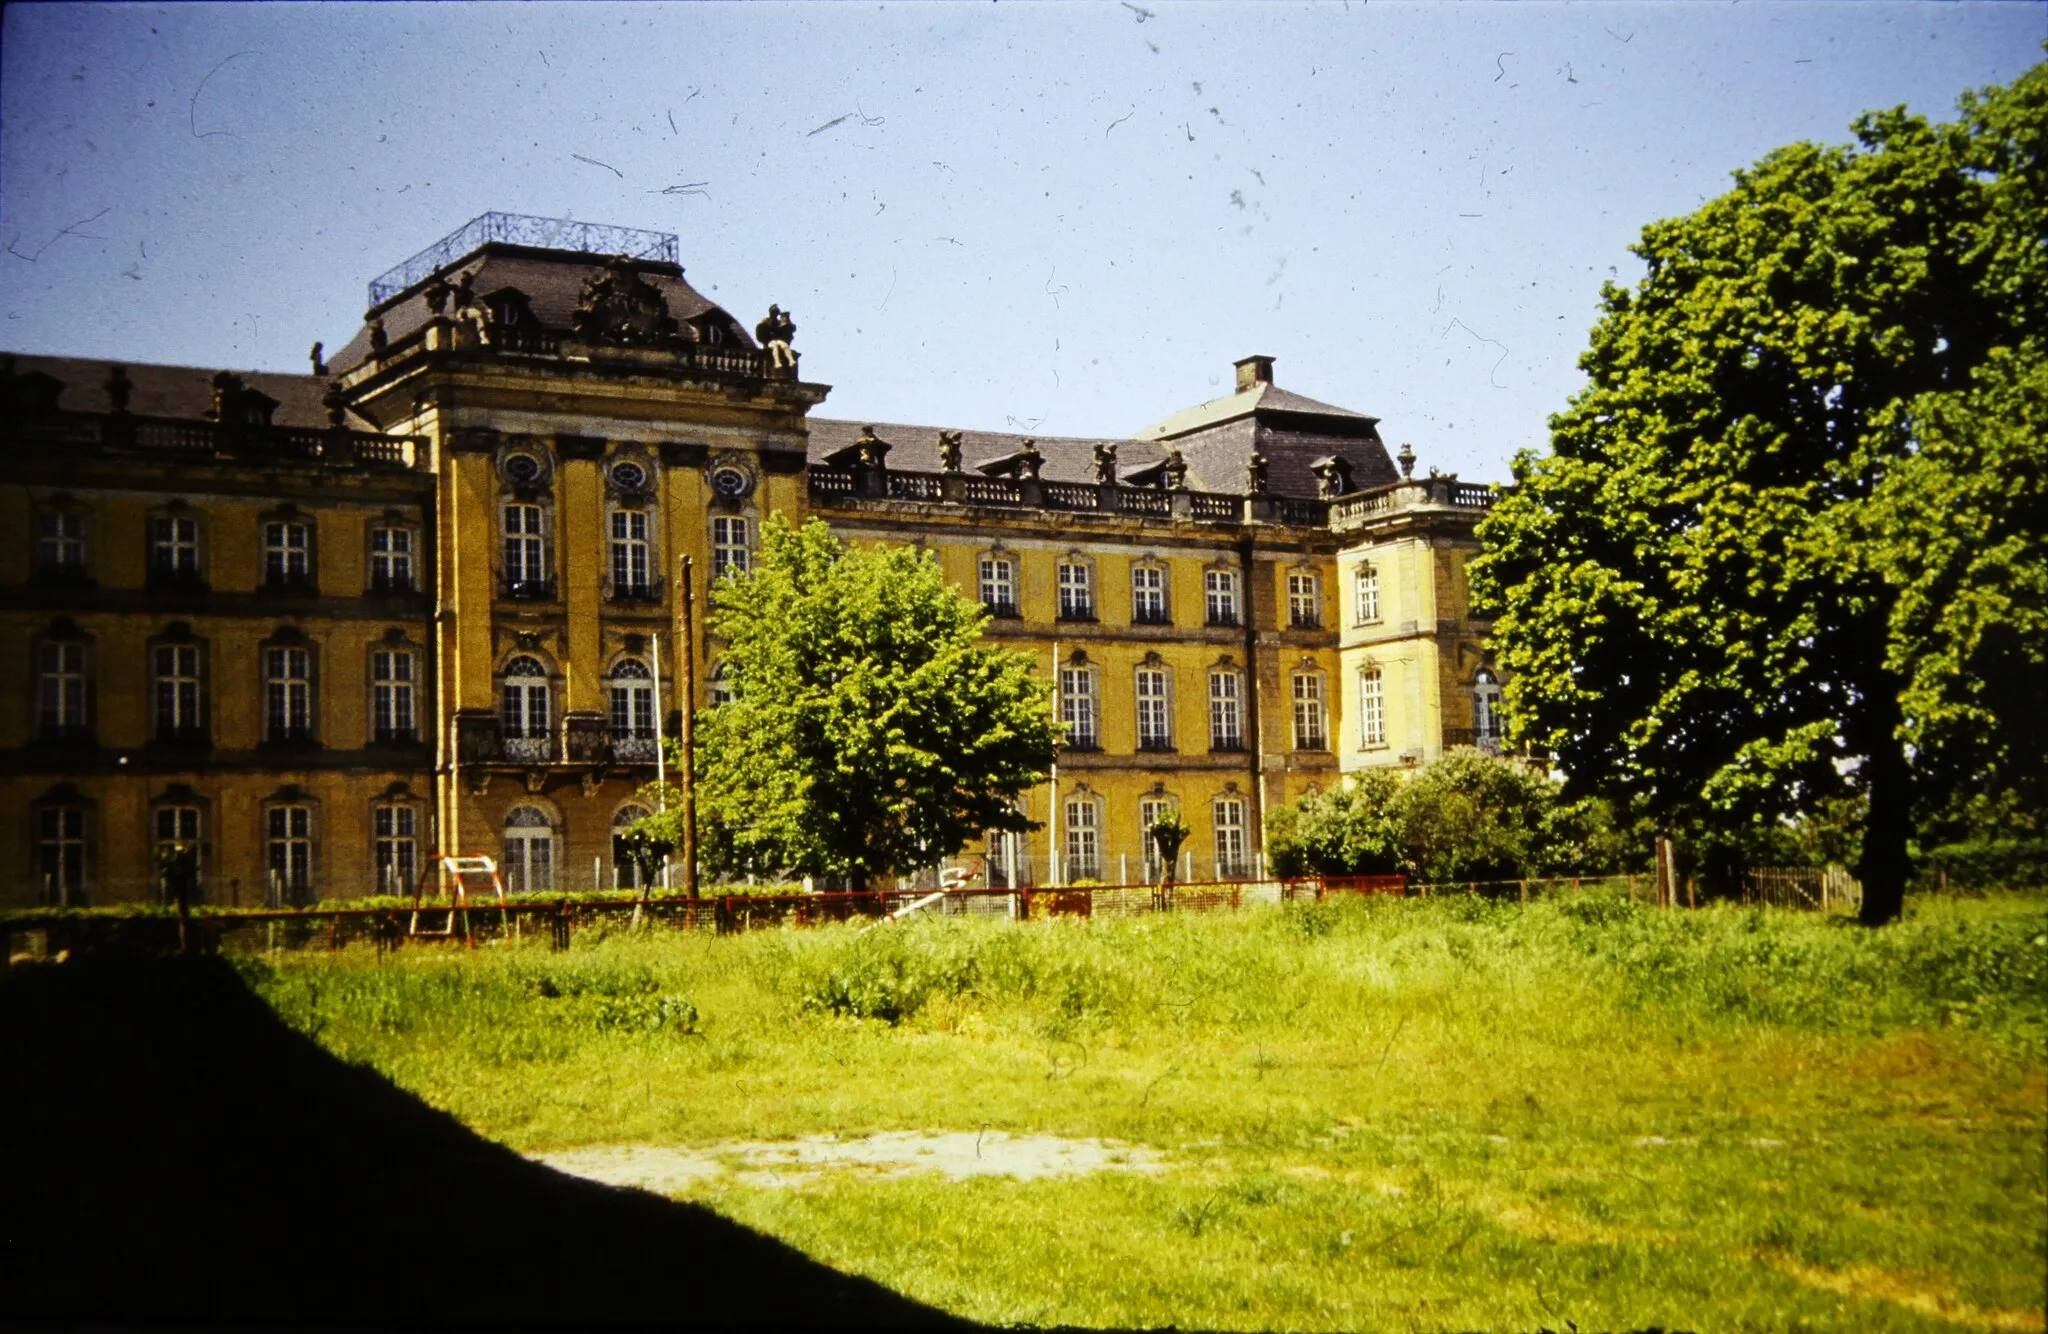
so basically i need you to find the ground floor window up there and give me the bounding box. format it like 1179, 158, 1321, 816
1064, 797, 1102, 882
1213, 798, 1248, 879
36, 805, 88, 906
502, 806, 555, 892
266, 805, 313, 905
374, 805, 418, 895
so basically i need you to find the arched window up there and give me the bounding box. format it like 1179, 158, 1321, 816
501, 656, 552, 762
1358, 665, 1386, 748
1353, 563, 1381, 625
609, 659, 658, 762
708, 660, 736, 708
612, 803, 655, 888
502, 806, 555, 892
1473, 669, 1503, 751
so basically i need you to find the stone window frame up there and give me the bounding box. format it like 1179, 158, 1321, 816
1352, 560, 1382, 627
1207, 656, 1246, 753
497, 651, 560, 759
1062, 783, 1105, 883
31, 492, 92, 582
1210, 785, 1251, 880
1290, 663, 1330, 752
150, 783, 210, 904
260, 785, 321, 906
1203, 561, 1243, 629
1129, 554, 1172, 626
977, 545, 1020, 619
258, 628, 320, 746
1057, 652, 1100, 752
500, 799, 563, 893
371, 782, 427, 897
368, 629, 421, 745
147, 500, 208, 589
1285, 564, 1323, 630
1357, 661, 1388, 750
147, 621, 210, 745
1055, 552, 1097, 623
257, 504, 319, 594
366, 510, 421, 595
1134, 652, 1175, 752
33, 619, 95, 742
1138, 787, 1181, 883
1472, 665, 1505, 744
610, 800, 657, 889
31, 783, 95, 907
497, 440, 558, 599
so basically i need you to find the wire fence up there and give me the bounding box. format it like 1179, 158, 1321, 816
2, 867, 1856, 965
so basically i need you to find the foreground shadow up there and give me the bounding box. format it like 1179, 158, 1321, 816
0, 956, 974, 1329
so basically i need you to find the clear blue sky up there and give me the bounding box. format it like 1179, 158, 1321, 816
3, 1, 2040, 481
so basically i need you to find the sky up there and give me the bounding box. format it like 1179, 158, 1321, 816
2, 2, 2041, 483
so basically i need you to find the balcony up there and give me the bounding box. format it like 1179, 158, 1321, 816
611, 734, 660, 763
503, 735, 554, 765
502, 574, 559, 602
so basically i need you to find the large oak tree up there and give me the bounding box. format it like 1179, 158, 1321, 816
1469, 61, 2046, 925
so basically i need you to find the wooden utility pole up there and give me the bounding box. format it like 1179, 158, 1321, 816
678, 556, 700, 898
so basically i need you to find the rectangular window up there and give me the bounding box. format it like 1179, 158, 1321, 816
38, 641, 88, 735
154, 805, 203, 902
503, 504, 546, 591
1292, 674, 1327, 750
1059, 667, 1098, 750
1287, 573, 1320, 629
1359, 668, 1386, 747
1139, 797, 1176, 884
1213, 799, 1248, 879
36, 512, 86, 570
374, 805, 417, 895
610, 510, 651, 593
152, 515, 200, 574
1205, 570, 1241, 627
1131, 566, 1168, 624
609, 680, 656, 739
712, 516, 751, 578
37, 806, 87, 906
979, 556, 1017, 617
1057, 563, 1094, 620
153, 643, 203, 738
265, 647, 313, 741
266, 805, 313, 904
1354, 564, 1381, 625
503, 829, 554, 893
264, 522, 311, 587
370, 527, 414, 592
1209, 671, 1244, 751
372, 649, 415, 742
1064, 800, 1101, 882
1136, 668, 1173, 750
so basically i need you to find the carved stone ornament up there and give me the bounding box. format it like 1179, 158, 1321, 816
854, 424, 892, 469
580, 770, 604, 798
1161, 447, 1188, 491
368, 319, 389, 353
524, 768, 547, 793
573, 256, 679, 347
423, 275, 452, 317
323, 383, 348, 429
1093, 441, 1118, 485
1017, 439, 1044, 481
938, 431, 963, 473
1246, 450, 1270, 495
1398, 441, 1417, 479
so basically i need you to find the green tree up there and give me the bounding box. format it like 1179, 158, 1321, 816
1469, 62, 2047, 925
685, 514, 1057, 892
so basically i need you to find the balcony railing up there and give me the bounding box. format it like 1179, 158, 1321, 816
369, 212, 680, 305
502, 574, 559, 601
611, 734, 660, 763
503, 735, 554, 764
604, 575, 667, 605
6, 411, 421, 470
1442, 728, 1504, 755
1131, 607, 1172, 626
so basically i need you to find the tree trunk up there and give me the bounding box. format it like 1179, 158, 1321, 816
1857, 692, 1913, 926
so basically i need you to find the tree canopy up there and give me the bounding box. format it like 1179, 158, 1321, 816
680, 514, 1057, 891
1468, 60, 2047, 924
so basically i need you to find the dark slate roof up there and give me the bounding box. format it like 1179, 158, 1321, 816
1133, 380, 1378, 441
0, 353, 371, 430
326, 247, 755, 373
807, 419, 1167, 488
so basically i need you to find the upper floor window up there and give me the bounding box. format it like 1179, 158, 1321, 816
1213, 798, 1249, 879
1358, 665, 1386, 748
1131, 565, 1169, 625
1474, 669, 1504, 745
38, 640, 89, 738
264, 521, 312, 590
501, 655, 552, 762
609, 659, 658, 762
35, 510, 87, 576
1292, 673, 1328, 751
153, 643, 204, 740
151, 514, 202, 580
371, 649, 416, 743
1059, 664, 1099, 751
610, 510, 652, 596
708, 661, 736, 708
503, 503, 550, 596
1354, 563, 1381, 625
1287, 572, 1321, 629
712, 516, 751, 579
265, 646, 314, 742
36, 803, 89, 906
1135, 665, 1173, 751
370, 527, 414, 593
1057, 562, 1094, 621
1209, 670, 1244, 751
1205, 570, 1241, 627
266, 804, 314, 905
374, 804, 418, 895
979, 555, 1018, 618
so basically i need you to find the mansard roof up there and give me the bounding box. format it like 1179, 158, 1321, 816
1133, 380, 1380, 442
0, 353, 373, 430
807, 419, 1168, 488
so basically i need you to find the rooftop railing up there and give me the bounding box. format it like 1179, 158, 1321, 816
368, 212, 680, 306
6, 411, 421, 471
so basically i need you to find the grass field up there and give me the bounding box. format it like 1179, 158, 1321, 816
242, 889, 2048, 1332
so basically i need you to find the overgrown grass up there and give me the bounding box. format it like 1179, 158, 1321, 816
243, 890, 2048, 1332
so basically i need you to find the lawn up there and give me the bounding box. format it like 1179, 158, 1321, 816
243, 889, 2048, 1332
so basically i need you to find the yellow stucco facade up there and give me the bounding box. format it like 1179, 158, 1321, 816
0, 216, 1500, 904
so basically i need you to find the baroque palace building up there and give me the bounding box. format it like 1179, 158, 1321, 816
0, 213, 1504, 905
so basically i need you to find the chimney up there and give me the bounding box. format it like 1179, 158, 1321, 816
1234, 355, 1275, 394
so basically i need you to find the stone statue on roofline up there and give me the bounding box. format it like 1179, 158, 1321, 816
1016, 439, 1044, 481
1161, 447, 1188, 491
757, 305, 798, 370
1246, 449, 1269, 495
854, 424, 891, 469
1093, 441, 1118, 485
938, 431, 963, 472
453, 271, 492, 346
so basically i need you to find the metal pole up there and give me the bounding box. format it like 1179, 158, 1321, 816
652, 631, 669, 895
679, 556, 699, 898
1049, 638, 1060, 888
